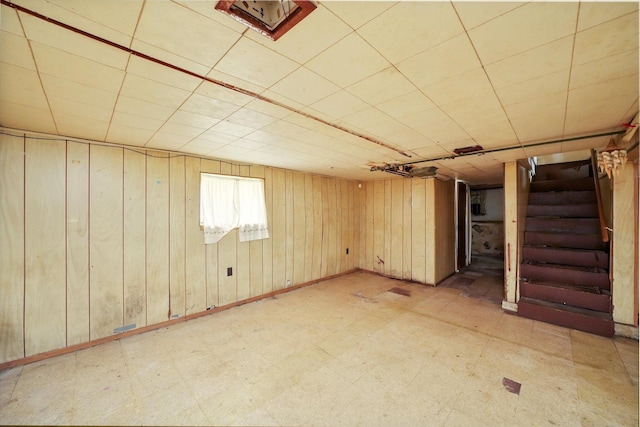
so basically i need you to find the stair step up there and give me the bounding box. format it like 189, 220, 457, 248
528, 190, 596, 205
526, 218, 600, 234
520, 263, 609, 289
520, 280, 611, 312
527, 204, 598, 218
518, 297, 614, 337
530, 177, 594, 192
525, 231, 605, 250
522, 246, 609, 268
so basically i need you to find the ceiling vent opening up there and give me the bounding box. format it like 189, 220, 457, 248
216, 0, 317, 41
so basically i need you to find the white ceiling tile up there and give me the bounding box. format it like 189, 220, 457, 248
49, 96, 113, 122
180, 93, 241, 120
346, 67, 416, 105
205, 68, 268, 97
245, 99, 291, 120
227, 108, 278, 129
268, 67, 339, 106
399, 107, 470, 144
570, 49, 639, 91
485, 36, 573, 89
495, 69, 569, 107
232, 138, 268, 151
14, 0, 142, 46
469, 2, 578, 65
568, 74, 639, 106
397, 34, 481, 89
20, 12, 128, 70
111, 111, 164, 132
322, 1, 396, 30
209, 120, 255, 138
180, 138, 227, 157
376, 91, 437, 120
577, 2, 638, 32
244, 5, 353, 64
114, 95, 175, 122
126, 55, 201, 92
145, 131, 193, 150
174, 1, 247, 33
340, 107, 392, 131
134, 0, 239, 69
357, 1, 463, 64
453, 1, 526, 30
260, 90, 306, 113
55, 115, 109, 140
41, 74, 118, 110
0, 101, 56, 133
120, 73, 190, 108
130, 39, 212, 77
105, 125, 154, 147
261, 119, 310, 139
215, 37, 300, 89
242, 130, 281, 145
194, 81, 254, 107
31, 42, 125, 91
309, 90, 369, 120
1, 7, 24, 36
422, 68, 494, 107
197, 130, 239, 145
306, 33, 388, 88
168, 110, 219, 130
410, 144, 451, 159
0, 63, 49, 109
573, 12, 639, 66
158, 121, 205, 138
0, 31, 36, 70
506, 94, 567, 143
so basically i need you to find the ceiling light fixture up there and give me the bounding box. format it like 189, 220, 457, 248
215, 0, 316, 41
597, 138, 628, 179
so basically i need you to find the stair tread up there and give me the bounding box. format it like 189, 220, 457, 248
523, 245, 607, 255
520, 279, 605, 294
519, 297, 613, 320
522, 261, 607, 273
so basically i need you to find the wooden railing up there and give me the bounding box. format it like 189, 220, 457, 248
591, 149, 609, 243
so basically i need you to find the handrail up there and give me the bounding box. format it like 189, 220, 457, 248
590, 149, 609, 243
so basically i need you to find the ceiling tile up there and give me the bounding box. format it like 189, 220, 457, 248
577, 2, 638, 31
309, 90, 369, 120
244, 99, 291, 120
570, 49, 639, 91
174, 1, 247, 33
114, 95, 175, 122
214, 37, 299, 89
422, 68, 494, 107
168, 110, 219, 130
322, 1, 395, 30
120, 73, 191, 108
495, 69, 569, 107
180, 93, 241, 120
568, 74, 639, 106
244, 5, 353, 64
126, 55, 201, 92
376, 91, 436, 120
157, 121, 205, 138
194, 81, 254, 107
48, 95, 113, 123
209, 120, 255, 138
134, 0, 239, 69
197, 130, 239, 145
399, 107, 470, 145
346, 67, 416, 106
572, 12, 639, 66
340, 107, 392, 131
54, 114, 109, 141
31, 42, 125, 91
111, 111, 164, 132
20, 12, 129, 70
306, 33, 388, 88
506, 94, 567, 143
0, 101, 56, 134
1, 7, 24, 36
105, 124, 154, 147
0, 63, 49, 109
453, 1, 526, 30
485, 36, 573, 89
41, 74, 118, 110
227, 108, 278, 129
0, 30, 36, 70
469, 2, 578, 65
145, 131, 193, 151
268, 67, 339, 106
261, 119, 310, 139
357, 1, 463, 64
130, 39, 211, 77
397, 34, 481, 89
14, 0, 143, 46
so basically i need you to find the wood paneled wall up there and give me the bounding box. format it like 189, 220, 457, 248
357, 177, 456, 285
0, 132, 358, 363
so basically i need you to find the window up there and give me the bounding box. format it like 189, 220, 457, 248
200, 173, 269, 244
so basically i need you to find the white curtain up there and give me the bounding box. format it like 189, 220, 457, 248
200, 174, 269, 244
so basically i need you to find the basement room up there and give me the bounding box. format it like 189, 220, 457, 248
0, 1, 638, 426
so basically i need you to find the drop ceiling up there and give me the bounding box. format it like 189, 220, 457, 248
0, 0, 637, 184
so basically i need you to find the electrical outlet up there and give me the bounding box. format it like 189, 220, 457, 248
227, 267, 233, 276
286, 279, 291, 287
346, 248, 349, 255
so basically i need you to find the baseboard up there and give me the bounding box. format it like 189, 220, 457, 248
615, 323, 639, 340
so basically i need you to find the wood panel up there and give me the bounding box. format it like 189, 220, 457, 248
184, 156, 206, 314
169, 155, 186, 318
384, 180, 392, 275
89, 145, 123, 340
411, 179, 426, 283
285, 171, 294, 285
364, 181, 374, 271
262, 167, 274, 293
146, 152, 170, 325
249, 165, 265, 297
123, 149, 146, 329
218, 162, 237, 306
236, 166, 251, 301
425, 179, 436, 284
373, 180, 385, 274
341, 180, 350, 271
402, 179, 412, 280
434, 179, 456, 283
0, 134, 25, 363
358, 182, 366, 270
66, 142, 89, 345
311, 175, 323, 280
271, 169, 286, 290
390, 179, 404, 277
321, 177, 330, 278
303, 174, 314, 282
292, 171, 306, 285
202, 159, 220, 309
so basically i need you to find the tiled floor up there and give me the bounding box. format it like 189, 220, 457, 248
1, 259, 638, 426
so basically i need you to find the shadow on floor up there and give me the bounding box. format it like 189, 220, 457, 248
439, 255, 504, 305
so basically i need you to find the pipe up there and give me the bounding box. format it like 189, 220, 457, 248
0, 0, 412, 158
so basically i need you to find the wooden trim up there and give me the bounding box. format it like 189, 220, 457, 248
591, 149, 610, 243
0, 269, 357, 371
215, 0, 316, 41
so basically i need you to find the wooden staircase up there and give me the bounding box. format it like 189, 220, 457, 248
517, 159, 613, 336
